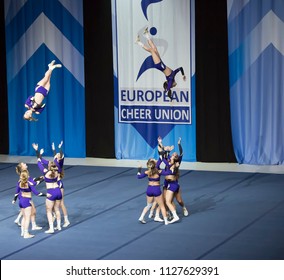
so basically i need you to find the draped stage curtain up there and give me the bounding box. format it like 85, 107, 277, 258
227, 0, 284, 164
4, 0, 85, 157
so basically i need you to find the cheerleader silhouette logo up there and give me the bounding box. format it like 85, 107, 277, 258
136, 0, 167, 82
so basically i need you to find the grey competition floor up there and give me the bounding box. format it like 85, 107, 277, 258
0, 157, 284, 260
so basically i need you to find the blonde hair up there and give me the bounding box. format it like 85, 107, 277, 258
59, 169, 65, 179
16, 163, 30, 177
15, 163, 22, 175
19, 170, 29, 188
171, 158, 180, 180
49, 162, 58, 178
23, 115, 38, 122
23, 110, 38, 121
147, 159, 159, 177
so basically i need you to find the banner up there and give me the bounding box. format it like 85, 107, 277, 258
227, 0, 284, 164
112, 0, 196, 161
4, 0, 85, 157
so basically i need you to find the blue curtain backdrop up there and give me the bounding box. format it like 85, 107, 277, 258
112, 0, 196, 161
227, 0, 284, 164
4, 0, 85, 157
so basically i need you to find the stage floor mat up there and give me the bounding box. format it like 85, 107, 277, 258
0, 163, 284, 260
